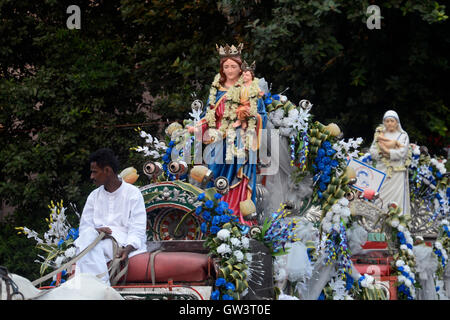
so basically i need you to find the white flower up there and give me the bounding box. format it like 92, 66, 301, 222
145, 136, 153, 144
149, 150, 161, 158
397, 225, 405, 232
217, 229, 231, 241
405, 279, 412, 288
322, 222, 332, 233
396, 260, 405, 267
441, 219, 449, 226
288, 108, 299, 119
241, 237, 250, 249
230, 237, 242, 248
407, 249, 414, 256
400, 244, 407, 251
435, 241, 443, 250
403, 265, 411, 273
331, 204, 341, 213
64, 246, 76, 258
390, 219, 400, 228
246, 252, 252, 262
329, 278, 348, 300
405, 236, 413, 245
234, 250, 244, 262
55, 255, 65, 268
217, 243, 231, 256
398, 275, 406, 283
361, 274, 375, 289
324, 211, 334, 222
332, 224, 340, 233
332, 214, 341, 223
341, 207, 351, 217
338, 198, 349, 207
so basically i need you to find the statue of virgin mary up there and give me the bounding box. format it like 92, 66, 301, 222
189, 44, 267, 226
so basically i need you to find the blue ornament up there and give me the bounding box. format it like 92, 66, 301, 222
197, 193, 206, 201
205, 200, 214, 209
221, 215, 232, 223
202, 211, 211, 222
225, 282, 236, 291
210, 226, 220, 234
212, 215, 221, 226
211, 290, 220, 300
215, 277, 226, 287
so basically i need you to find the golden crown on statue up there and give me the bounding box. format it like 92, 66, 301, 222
216, 43, 244, 58
242, 60, 256, 72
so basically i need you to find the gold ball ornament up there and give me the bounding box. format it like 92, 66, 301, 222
324, 123, 341, 137
119, 167, 139, 184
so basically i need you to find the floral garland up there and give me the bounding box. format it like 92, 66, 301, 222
304, 121, 357, 286
434, 219, 450, 298
409, 145, 449, 223
16, 200, 79, 285
312, 141, 340, 203
206, 73, 262, 161
256, 204, 298, 255
383, 204, 417, 299
195, 192, 251, 300
323, 221, 352, 280
267, 101, 311, 138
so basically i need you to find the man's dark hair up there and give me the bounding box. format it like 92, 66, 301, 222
89, 148, 120, 174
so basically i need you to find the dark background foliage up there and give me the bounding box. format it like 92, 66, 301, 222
0, 0, 448, 279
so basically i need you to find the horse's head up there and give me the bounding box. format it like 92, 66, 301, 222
0, 266, 25, 300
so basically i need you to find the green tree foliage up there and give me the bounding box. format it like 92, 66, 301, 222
0, 0, 448, 279
0, 0, 147, 278
221, 0, 449, 151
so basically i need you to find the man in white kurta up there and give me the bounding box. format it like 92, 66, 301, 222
74, 149, 147, 285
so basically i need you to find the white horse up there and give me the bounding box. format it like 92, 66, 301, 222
1, 272, 123, 300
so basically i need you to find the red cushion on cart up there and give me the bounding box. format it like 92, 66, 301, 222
125, 252, 210, 283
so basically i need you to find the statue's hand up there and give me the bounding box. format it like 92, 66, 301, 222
378, 138, 397, 150
378, 143, 390, 158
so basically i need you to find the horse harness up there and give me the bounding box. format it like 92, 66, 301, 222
0, 266, 24, 300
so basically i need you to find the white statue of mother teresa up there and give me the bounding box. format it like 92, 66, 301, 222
369, 110, 411, 216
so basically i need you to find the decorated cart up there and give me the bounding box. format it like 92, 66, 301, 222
6, 43, 449, 301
